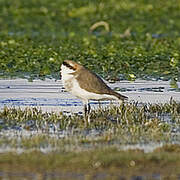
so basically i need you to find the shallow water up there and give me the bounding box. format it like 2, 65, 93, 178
0, 171, 179, 180
0, 171, 178, 180
0, 78, 180, 154
0, 78, 180, 112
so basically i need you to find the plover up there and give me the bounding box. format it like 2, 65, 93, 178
61, 60, 127, 119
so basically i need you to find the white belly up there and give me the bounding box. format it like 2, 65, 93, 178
67, 78, 118, 103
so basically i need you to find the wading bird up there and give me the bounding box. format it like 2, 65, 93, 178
61, 60, 127, 122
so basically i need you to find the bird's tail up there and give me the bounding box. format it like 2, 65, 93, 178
112, 91, 128, 101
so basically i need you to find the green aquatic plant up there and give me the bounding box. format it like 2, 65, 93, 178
0, 100, 179, 134
1, 0, 180, 81
0, 100, 179, 176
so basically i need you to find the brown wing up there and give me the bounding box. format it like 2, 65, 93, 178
75, 67, 127, 100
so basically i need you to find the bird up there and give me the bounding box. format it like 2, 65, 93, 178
60, 60, 128, 121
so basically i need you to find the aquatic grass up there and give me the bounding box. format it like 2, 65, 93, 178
0, 127, 178, 179
0, 100, 179, 151
1, 100, 180, 131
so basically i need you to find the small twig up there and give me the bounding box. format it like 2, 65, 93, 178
120, 28, 131, 38
89, 21, 110, 33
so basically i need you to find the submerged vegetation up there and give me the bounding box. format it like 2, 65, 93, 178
0, 0, 180, 82
0, 99, 179, 150
0, 100, 180, 177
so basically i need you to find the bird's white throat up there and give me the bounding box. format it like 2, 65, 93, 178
61, 64, 75, 82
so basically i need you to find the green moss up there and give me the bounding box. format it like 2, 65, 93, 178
0, 0, 180, 80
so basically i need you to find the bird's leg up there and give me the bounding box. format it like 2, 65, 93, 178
98, 100, 101, 109
84, 102, 91, 125
84, 104, 88, 117
87, 103, 91, 114
84, 104, 88, 126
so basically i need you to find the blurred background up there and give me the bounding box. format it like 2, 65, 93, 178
0, 1, 180, 179
0, 0, 180, 83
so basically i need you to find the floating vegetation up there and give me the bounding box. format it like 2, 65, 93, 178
1, 0, 180, 81
0, 99, 179, 153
